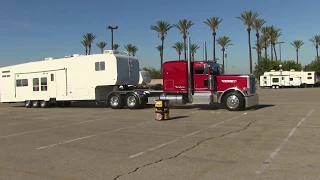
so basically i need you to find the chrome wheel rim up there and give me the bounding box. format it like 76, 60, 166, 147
226, 95, 239, 109
127, 96, 136, 107
110, 96, 119, 106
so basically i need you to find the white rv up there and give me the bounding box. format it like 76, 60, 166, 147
0, 50, 149, 108
263, 69, 317, 87
260, 74, 301, 88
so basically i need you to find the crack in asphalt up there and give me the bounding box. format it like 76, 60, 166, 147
113, 120, 257, 180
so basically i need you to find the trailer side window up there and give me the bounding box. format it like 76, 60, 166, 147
290, 78, 293, 81
51, 74, 54, 81
16, 79, 28, 87
33, 78, 39, 91
272, 78, 279, 83
41, 77, 48, 91
307, 77, 312, 79
308, 73, 311, 75
95, 61, 105, 71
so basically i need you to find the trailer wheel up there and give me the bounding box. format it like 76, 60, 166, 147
40, 100, 49, 108
125, 93, 140, 109
223, 91, 245, 111
25, 100, 32, 108
32, 100, 40, 108
108, 93, 124, 109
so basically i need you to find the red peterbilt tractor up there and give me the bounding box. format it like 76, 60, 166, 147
156, 38, 259, 111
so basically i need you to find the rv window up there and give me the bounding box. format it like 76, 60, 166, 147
263, 77, 266, 79
100, 62, 105, 70
33, 78, 39, 91
41, 77, 48, 91
290, 78, 293, 81
307, 77, 312, 79
51, 74, 54, 81
16, 80, 22, 87
308, 73, 311, 75
281, 77, 284, 80
272, 78, 279, 83
95, 61, 106, 71
22, 79, 28, 86
195, 67, 204, 74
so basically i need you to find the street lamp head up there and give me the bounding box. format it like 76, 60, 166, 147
107, 26, 118, 29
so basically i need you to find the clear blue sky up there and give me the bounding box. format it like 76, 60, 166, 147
1, 0, 319, 73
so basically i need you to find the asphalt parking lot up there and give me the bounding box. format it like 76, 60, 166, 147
0, 88, 320, 180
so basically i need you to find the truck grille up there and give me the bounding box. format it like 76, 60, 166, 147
249, 75, 256, 94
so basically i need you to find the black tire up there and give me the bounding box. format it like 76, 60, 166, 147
25, 100, 32, 108
108, 93, 124, 109
64, 101, 71, 107
125, 93, 140, 109
40, 100, 49, 108
223, 91, 245, 111
32, 100, 40, 108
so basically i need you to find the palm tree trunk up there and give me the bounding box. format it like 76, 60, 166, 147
248, 29, 253, 74
264, 46, 267, 59
273, 45, 278, 61
101, 48, 103, 54
179, 53, 181, 60
89, 46, 91, 55
296, 49, 299, 64
222, 50, 225, 74
183, 35, 187, 61
316, 47, 318, 60
161, 38, 164, 74
213, 35, 216, 61
85, 47, 88, 55
270, 43, 273, 60
256, 34, 260, 62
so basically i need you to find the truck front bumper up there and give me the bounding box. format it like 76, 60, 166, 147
245, 93, 259, 108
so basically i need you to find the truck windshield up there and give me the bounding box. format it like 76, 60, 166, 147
209, 62, 221, 75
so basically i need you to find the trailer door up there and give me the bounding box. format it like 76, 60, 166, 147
48, 72, 57, 98
54, 69, 67, 100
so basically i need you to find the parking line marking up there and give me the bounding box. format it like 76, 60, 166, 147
36, 121, 155, 150
129, 112, 247, 158
0, 110, 115, 127
255, 110, 314, 174
36, 110, 199, 150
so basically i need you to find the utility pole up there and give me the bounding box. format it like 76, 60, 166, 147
106, 26, 118, 50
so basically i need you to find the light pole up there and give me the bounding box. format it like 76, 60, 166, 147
275, 41, 285, 62
106, 26, 118, 50
224, 44, 233, 74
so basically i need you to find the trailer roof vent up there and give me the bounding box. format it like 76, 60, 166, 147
44, 57, 54, 61
72, 54, 80, 57
270, 70, 275, 72
290, 69, 295, 71
103, 50, 119, 54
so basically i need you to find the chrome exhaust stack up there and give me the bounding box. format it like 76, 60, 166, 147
187, 37, 193, 103
203, 41, 207, 61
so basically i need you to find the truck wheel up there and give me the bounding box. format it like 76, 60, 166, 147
25, 100, 32, 108
32, 100, 40, 108
108, 93, 124, 109
223, 92, 245, 111
40, 100, 49, 108
125, 93, 140, 109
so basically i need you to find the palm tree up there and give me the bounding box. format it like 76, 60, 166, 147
113, 44, 120, 51
151, 20, 173, 72
260, 26, 270, 58
173, 19, 194, 61
203, 17, 223, 62
252, 18, 266, 62
96, 42, 107, 53
190, 44, 200, 61
156, 45, 164, 64
216, 36, 232, 74
236, 10, 259, 74
124, 44, 138, 56
266, 26, 282, 60
82, 33, 97, 55
81, 39, 90, 55
290, 40, 304, 64
172, 42, 184, 60
309, 35, 320, 59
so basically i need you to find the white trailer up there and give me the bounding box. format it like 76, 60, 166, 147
263, 69, 317, 87
260, 74, 301, 88
0, 50, 160, 108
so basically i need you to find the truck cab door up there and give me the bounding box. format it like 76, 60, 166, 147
193, 66, 209, 91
